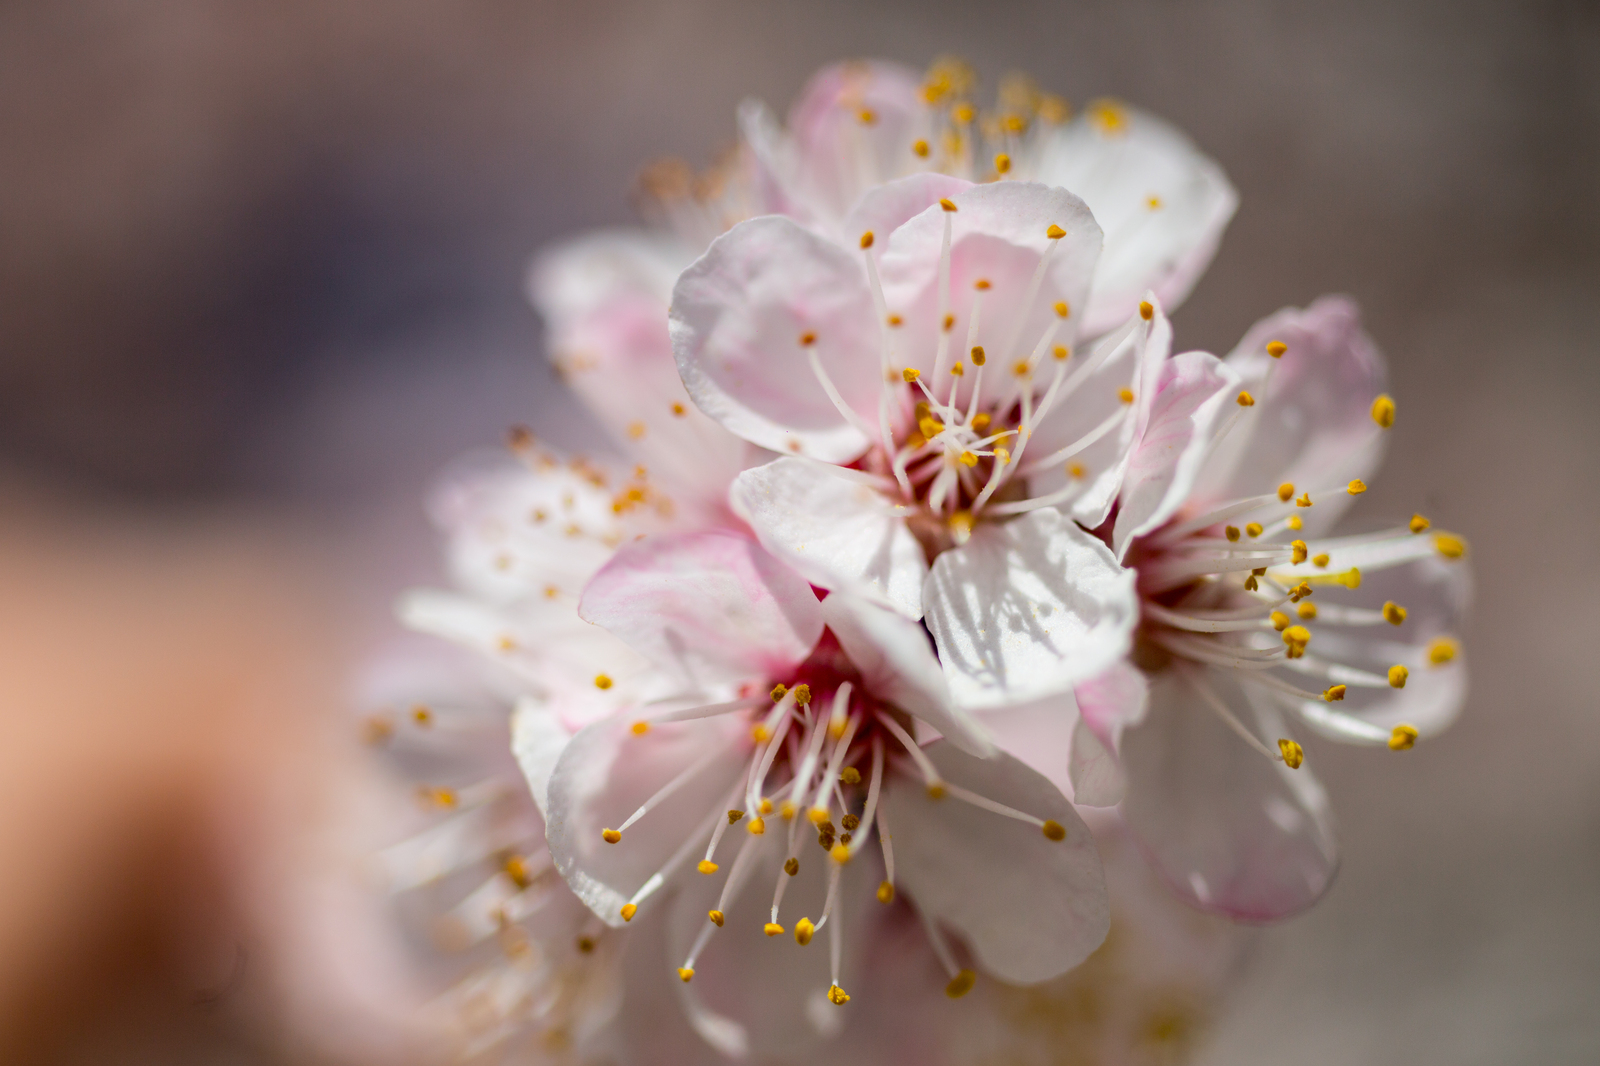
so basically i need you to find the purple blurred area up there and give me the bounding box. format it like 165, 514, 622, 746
0, 1, 1596, 1062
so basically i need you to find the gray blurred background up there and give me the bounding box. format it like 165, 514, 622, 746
1, 0, 1596, 1062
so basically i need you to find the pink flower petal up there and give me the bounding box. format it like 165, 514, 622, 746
1068, 662, 1151, 807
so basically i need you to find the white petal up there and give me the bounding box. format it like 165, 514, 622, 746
924, 509, 1138, 710
820, 593, 993, 757
731, 458, 926, 619
883, 741, 1109, 983
1068, 662, 1151, 807
510, 696, 571, 815
842, 172, 974, 245
579, 531, 824, 688
976, 693, 1078, 796
670, 216, 881, 462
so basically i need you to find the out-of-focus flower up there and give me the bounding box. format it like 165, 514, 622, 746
1066, 296, 1470, 920
541, 529, 1109, 1059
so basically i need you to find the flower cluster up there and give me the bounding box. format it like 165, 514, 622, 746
365, 58, 1469, 1063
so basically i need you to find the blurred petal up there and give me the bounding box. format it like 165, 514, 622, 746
1069, 662, 1151, 807
842, 172, 974, 245
510, 696, 570, 815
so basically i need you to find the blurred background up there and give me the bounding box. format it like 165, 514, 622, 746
1, 0, 1596, 1062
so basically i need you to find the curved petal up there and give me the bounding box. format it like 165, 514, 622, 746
876, 182, 1102, 391
1112, 350, 1240, 559
884, 741, 1109, 983
842, 172, 974, 246
579, 531, 824, 687
1069, 662, 1151, 807
1120, 669, 1338, 921
731, 458, 926, 619
820, 593, 993, 757
974, 693, 1078, 796
670, 215, 882, 462
1192, 296, 1389, 534
510, 696, 571, 815
1032, 104, 1237, 336
923, 509, 1138, 710
545, 713, 750, 926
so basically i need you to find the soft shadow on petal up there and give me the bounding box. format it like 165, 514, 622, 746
1069, 662, 1151, 807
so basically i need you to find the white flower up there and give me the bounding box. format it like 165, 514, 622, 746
541, 529, 1109, 1059
1068, 296, 1470, 920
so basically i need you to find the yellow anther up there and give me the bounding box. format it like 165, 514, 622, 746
1278, 482, 1295, 502
902, 367, 921, 383
1013, 359, 1032, 378
751, 724, 770, 743
1118, 387, 1135, 404
503, 855, 534, 890
1053, 300, 1070, 318
602, 828, 622, 844
1427, 637, 1458, 665
1279, 739, 1304, 769
621, 903, 638, 922
994, 152, 1012, 174
1293, 493, 1312, 508
627, 422, 646, 440
1434, 533, 1467, 559
974, 278, 991, 291
841, 814, 860, 832
1270, 611, 1291, 631
1336, 567, 1361, 589
594, 674, 613, 690
1090, 99, 1128, 134
1388, 664, 1409, 688
912, 138, 930, 158
1139, 300, 1154, 321
877, 880, 895, 904
859, 231, 874, 250
794, 918, 815, 946
1312, 553, 1331, 569
858, 108, 877, 125
1287, 513, 1304, 531
1243, 576, 1259, 592
798, 331, 818, 348
970, 345, 987, 365
1291, 539, 1308, 564
764, 922, 784, 937
1003, 113, 1029, 133
1410, 513, 1431, 534
1266, 340, 1288, 358
1282, 625, 1311, 658
958, 451, 979, 467
1346, 481, 1368, 498
939, 198, 959, 212
1246, 522, 1264, 538
1371, 394, 1396, 429
927, 783, 947, 800
971, 412, 991, 432
993, 447, 1010, 465
946, 969, 978, 998
841, 767, 862, 785
577, 936, 596, 953
1046, 224, 1067, 240
769, 683, 788, 703
828, 984, 851, 1006
747, 817, 766, 835
943, 313, 956, 331
808, 807, 830, 825
421, 786, 457, 809
1323, 684, 1347, 702
411, 706, 433, 728
1298, 601, 1318, 620
727, 809, 744, 825
630, 721, 650, 736
696, 860, 719, 875
953, 102, 976, 123
1388, 723, 1419, 751
784, 857, 799, 876
792, 684, 811, 705
677, 967, 695, 982
950, 362, 964, 377
671, 402, 686, 416
1225, 525, 1241, 542
1383, 601, 1407, 625
759, 798, 773, 814
887, 313, 903, 327
708, 909, 724, 926
1237, 390, 1256, 407
831, 842, 851, 864
780, 801, 797, 821
1053, 345, 1071, 362
1042, 819, 1067, 841
544, 584, 560, 599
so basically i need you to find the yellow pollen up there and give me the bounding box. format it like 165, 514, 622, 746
887, 313, 903, 327
1270, 611, 1291, 631
1323, 684, 1347, 702
808, 807, 830, 825
877, 881, 895, 904
970, 345, 986, 365
1042, 819, 1067, 841
994, 153, 1012, 174
1279, 739, 1305, 769
959, 451, 979, 467
671, 402, 686, 416
1054, 345, 1071, 360
1047, 224, 1067, 240
577, 936, 595, 953
920, 415, 943, 438
1291, 539, 1308, 564
770, 683, 788, 702
1278, 482, 1295, 502
696, 860, 719, 875
902, 367, 920, 383
760, 798, 773, 814
1427, 637, 1459, 665
1013, 360, 1032, 378
677, 967, 695, 982
780, 801, 797, 821
1282, 625, 1311, 658
1371, 394, 1396, 429
1348, 479, 1367, 495
828, 984, 851, 1006
927, 783, 947, 800
943, 313, 956, 331
1434, 533, 1467, 559
794, 918, 815, 946
792, 684, 812, 705
1287, 513, 1304, 531
1068, 462, 1086, 479
1296, 492, 1313, 508
1237, 390, 1256, 407
912, 138, 930, 158
971, 412, 991, 431
799, 331, 817, 346
423, 787, 457, 808
1139, 300, 1154, 321
497, 635, 517, 652
594, 674, 613, 690
412, 706, 432, 727
1266, 340, 1288, 358
951, 362, 964, 377
630, 721, 650, 736
859, 231, 874, 249
939, 198, 959, 212
1003, 113, 1028, 133
830, 842, 851, 864
1298, 601, 1318, 620
1246, 522, 1264, 538
621, 903, 638, 922
858, 108, 877, 125
841, 767, 862, 785
627, 422, 646, 440
602, 828, 621, 844
1312, 553, 1330, 568
727, 809, 744, 824
708, 909, 724, 926
747, 817, 766, 835
953, 102, 975, 123
503, 855, 533, 889
842, 813, 860, 830
1225, 525, 1241, 542
764, 922, 784, 937
993, 447, 1010, 465
946, 969, 979, 998
1389, 664, 1409, 688
1337, 567, 1362, 589
1054, 300, 1070, 318
1389, 724, 1419, 751
974, 278, 991, 291
784, 857, 799, 877
1410, 513, 1431, 533
1118, 387, 1135, 404
751, 724, 770, 743
1383, 601, 1407, 625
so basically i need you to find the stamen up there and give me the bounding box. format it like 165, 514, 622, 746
1388, 665, 1409, 688
877, 712, 942, 791
1181, 666, 1290, 763
611, 744, 727, 837
939, 779, 1059, 836
1278, 739, 1305, 769
848, 737, 886, 859
1371, 394, 1396, 428
1388, 724, 1419, 750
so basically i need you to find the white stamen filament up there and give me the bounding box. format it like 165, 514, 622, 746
876, 712, 941, 789
808, 350, 879, 440
616, 745, 727, 834
1180, 666, 1286, 763
939, 781, 1047, 828
848, 737, 886, 858
932, 210, 955, 381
